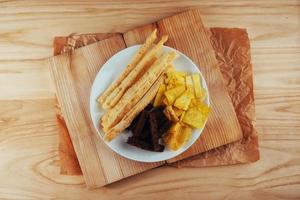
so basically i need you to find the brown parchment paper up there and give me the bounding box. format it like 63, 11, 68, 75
53, 28, 259, 175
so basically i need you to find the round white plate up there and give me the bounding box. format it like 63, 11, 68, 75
90, 45, 210, 163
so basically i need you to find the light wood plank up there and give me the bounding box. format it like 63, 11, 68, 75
0, 59, 55, 100
0, 1, 299, 60
252, 47, 300, 89
48, 54, 106, 188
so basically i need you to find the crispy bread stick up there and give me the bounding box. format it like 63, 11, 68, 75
98, 29, 157, 108
102, 35, 169, 109
104, 74, 165, 141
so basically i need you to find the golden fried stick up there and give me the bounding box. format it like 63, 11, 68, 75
101, 51, 178, 132
98, 29, 157, 109
102, 35, 169, 109
104, 74, 165, 141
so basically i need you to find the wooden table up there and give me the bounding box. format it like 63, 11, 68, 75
0, 1, 299, 199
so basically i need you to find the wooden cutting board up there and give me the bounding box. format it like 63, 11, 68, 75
47, 9, 243, 188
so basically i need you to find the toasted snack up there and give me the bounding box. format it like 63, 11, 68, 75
132, 110, 149, 137
101, 51, 178, 131
127, 137, 154, 151
101, 34, 169, 109
182, 101, 210, 128
104, 74, 165, 141
149, 112, 163, 151
191, 73, 203, 99
163, 106, 179, 122
164, 85, 185, 105
98, 29, 158, 108
177, 125, 192, 146
185, 75, 195, 97
163, 122, 181, 150
174, 90, 193, 111
163, 122, 192, 151
153, 83, 166, 107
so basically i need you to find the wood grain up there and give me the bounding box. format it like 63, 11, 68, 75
48, 54, 106, 188
0, 0, 300, 199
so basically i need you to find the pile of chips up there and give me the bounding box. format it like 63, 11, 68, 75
153, 68, 210, 150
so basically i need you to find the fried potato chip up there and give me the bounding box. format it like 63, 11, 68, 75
163, 106, 179, 122
182, 102, 210, 128
164, 122, 192, 151
163, 122, 181, 150
164, 85, 185, 105
185, 75, 195, 98
174, 90, 193, 110
153, 83, 166, 107
177, 125, 192, 145
190, 99, 210, 112
192, 74, 203, 99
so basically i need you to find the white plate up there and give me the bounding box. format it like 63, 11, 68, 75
90, 45, 210, 163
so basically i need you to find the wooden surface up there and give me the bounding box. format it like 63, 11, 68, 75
48, 10, 244, 188
0, 1, 299, 199
48, 34, 164, 188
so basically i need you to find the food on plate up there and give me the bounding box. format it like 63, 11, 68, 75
98, 29, 158, 109
99, 30, 168, 109
127, 104, 172, 152
152, 68, 210, 150
153, 84, 166, 107
163, 106, 179, 122
174, 90, 193, 111
182, 99, 210, 128
104, 74, 165, 141
164, 85, 185, 105
163, 123, 192, 151
97, 29, 210, 152
101, 51, 178, 133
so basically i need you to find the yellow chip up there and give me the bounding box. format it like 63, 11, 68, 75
153, 83, 166, 107
166, 82, 176, 90
185, 75, 195, 98
177, 125, 192, 144
167, 74, 185, 88
164, 123, 182, 150
174, 90, 193, 111
182, 103, 210, 128
164, 85, 185, 105
190, 99, 210, 113
192, 74, 204, 99
164, 123, 192, 151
